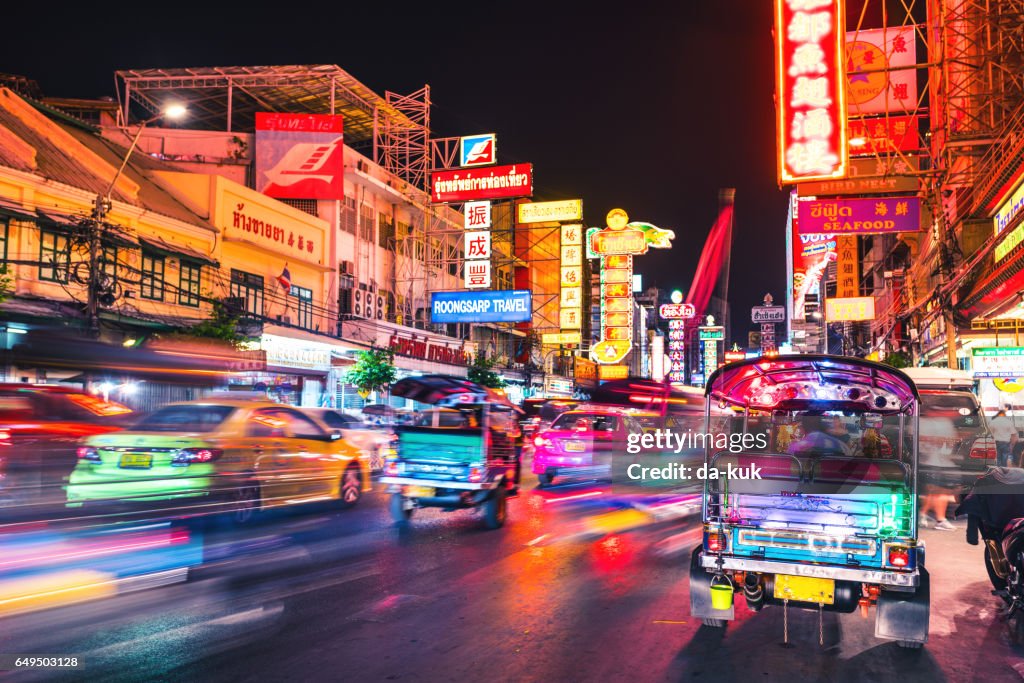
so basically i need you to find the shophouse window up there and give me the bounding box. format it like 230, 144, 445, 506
230, 269, 264, 318
179, 261, 202, 307
100, 245, 118, 284
359, 204, 375, 243
291, 285, 313, 330
342, 197, 356, 234
378, 213, 395, 250
39, 229, 70, 283
140, 251, 165, 300
0, 217, 8, 262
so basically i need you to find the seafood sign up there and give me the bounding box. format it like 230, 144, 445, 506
797, 197, 920, 235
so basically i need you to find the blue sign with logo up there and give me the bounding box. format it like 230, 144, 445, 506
459, 134, 497, 167
431, 290, 532, 323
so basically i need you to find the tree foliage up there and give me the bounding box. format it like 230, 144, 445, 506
882, 351, 913, 369
467, 354, 506, 389
346, 347, 398, 396
0, 265, 11, 304
187, 300, 246, 348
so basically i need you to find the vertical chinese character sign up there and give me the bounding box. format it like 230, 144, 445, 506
589, 209, 675, 365
775, 0, 848, 183
560, 223, 583, 330
464, 200, 492, 288
835, 235, 859, 298
667, 319, 686, 382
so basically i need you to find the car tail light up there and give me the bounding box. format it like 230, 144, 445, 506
886, 545, 911, 568
468, 464, 484, 483
534, 435, 552, 448
171, 448, 223, 466
969, 436, 996, 460
76, 446, 101, 462
706, 530, 728, 553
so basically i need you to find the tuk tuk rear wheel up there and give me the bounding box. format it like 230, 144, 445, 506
702, 618, 726, 628
390, 493, 413, 524
483, 487, 507, 529
538, 473, 553, 487
896, 640, 923, 649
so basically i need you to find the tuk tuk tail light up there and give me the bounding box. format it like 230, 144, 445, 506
706, 530, 728, 553
885, 544, 912, 569
385, 460, 402, 476
468, 464, 484, 483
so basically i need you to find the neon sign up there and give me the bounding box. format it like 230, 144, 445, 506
775, 0, 847, 183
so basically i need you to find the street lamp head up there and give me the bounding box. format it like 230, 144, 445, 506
162, 103, 188, 120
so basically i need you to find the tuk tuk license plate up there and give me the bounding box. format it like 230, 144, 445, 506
564, 441, 586, 452
773, 575, 835, 605
119, 453, 153, 469
404, 486, 436, 498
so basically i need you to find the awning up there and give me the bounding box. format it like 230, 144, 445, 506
958, 249, 1024, 320
139, 235, 218, 267
0, 197, 35, 220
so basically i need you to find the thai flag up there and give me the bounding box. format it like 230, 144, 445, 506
277, 266, 291, 294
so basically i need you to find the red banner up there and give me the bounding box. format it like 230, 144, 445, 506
848, 115, 919, 155
775, 0, 848, 183
255, 113, 345, 200
430, 164, 533, 203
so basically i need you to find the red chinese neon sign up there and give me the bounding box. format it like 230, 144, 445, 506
775, 0, 848, 184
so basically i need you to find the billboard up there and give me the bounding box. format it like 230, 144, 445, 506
775, 0, 848, 183
255, 113, 345, 200
431, 290, 532, 323
848, 115, 919, 155
431, 164, 533, 203
845, 26, 918, 116
518, 199, 583, 224
797, 196, 920, 235
825, 296, 876, 321
792, 232, 837, 319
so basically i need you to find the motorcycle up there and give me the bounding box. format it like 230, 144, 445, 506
955, 467, 1024, 643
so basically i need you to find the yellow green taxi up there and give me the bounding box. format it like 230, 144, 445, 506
66, 399, 371, 522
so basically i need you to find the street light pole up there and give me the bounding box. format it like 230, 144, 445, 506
86, 105, 186, 337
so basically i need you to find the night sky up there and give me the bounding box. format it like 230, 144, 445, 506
3, 1, 789, 342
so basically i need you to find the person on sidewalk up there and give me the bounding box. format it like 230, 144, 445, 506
989, 409, 1019, 468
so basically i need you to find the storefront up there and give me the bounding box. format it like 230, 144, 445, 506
229, 327, 336, 406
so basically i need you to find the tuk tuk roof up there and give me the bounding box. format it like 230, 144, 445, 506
705, 355, 919, 413
390, 375, 489, 406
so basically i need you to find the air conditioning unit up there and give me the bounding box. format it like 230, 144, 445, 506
353, 289, 363, 317
340, 260, 355, 275
376, 294, 385, 320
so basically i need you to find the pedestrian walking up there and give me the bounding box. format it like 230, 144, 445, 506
989, 409, 1019, 468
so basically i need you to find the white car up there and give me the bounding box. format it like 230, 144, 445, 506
302, 408, 395, 472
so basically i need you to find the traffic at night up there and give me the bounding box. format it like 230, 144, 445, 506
2, 1, 1024, 682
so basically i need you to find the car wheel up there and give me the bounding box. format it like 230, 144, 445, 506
390, 493, 412, 524
337, 464, 363, 509
538, 473, 553, 487
483, 486, 507, 530
702, 618, 727, 628
228, 482, 260, 525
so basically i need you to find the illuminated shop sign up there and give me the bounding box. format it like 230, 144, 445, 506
598, 365, 629, 381
797, 196, 920, 235
543, 332, 582, 345
261, 333, 332, 370
388, 334, 471, 366
848, 115, 919, 155
775, 0, 848, 183
560, 223, 584, 331
464, 201, 492, 229
431, 164, 533, 203
845, 26, 917, 116
254, 113, 345, 201
660, 303, 696, 319
518, 199, 583, 224
430, 290, 532, 323
994, 177, 1024, 240
824, 296, 876, 321
972, 347, 1024, 378
459, 134, 497, 167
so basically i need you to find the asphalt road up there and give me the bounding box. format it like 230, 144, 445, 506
1, 476, 1022, 683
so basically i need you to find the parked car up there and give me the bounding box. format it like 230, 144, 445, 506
302, 408, 395, 472
67, 400, 371, 522
531, 407, 643, 486
0, 384, 132, 513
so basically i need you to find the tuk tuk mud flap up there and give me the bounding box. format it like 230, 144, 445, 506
875, 567, 930, 643
689, 548, 734, 621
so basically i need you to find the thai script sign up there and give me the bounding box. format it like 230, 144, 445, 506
825, 296, 876, 321
752, 306, 786, 323
972, 347, 1024, 378
388, 333, 471, 366
431, 164, 533, 203
660, 303, 697, 319
797, 196, 920, 234
518, 199, 583, 224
